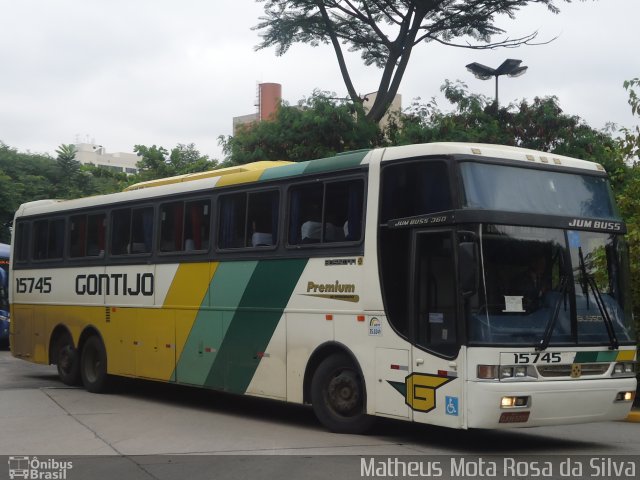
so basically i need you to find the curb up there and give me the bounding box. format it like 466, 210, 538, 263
627, 410, 640, 423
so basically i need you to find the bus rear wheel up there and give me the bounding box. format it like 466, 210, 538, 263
310, 353, 374, 434
54, 332, 80, 386
80, 335, 110, 393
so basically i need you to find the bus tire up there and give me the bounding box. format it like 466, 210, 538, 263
80, 335, 110, 393
310, 353, 374, 434
54, 332, 80, 386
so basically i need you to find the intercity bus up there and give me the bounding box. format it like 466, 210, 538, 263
9, 143, 637, 433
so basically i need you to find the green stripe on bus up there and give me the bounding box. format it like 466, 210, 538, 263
574, 351, 618, 363
259, 150, 369, 181
175, 261, 258, 386
259, 162, 308, 181
204, 258, 307, 393
303, 150, 369, 175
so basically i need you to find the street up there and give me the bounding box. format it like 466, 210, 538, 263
0, 349, 637, 479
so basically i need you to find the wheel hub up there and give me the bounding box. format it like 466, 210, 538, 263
328, 371, 360, 415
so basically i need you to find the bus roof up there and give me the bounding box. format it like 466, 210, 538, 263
15, 143, 604, 218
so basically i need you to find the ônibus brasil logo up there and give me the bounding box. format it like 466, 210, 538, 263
8, 456, 73, 480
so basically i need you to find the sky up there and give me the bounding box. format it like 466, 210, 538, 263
0, 0, 638, 161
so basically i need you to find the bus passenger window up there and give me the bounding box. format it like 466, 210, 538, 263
185, 200, 210, 251
219, 191, 278, 249
111, 209, 131, 255
70, 215, 88, 258
288, 179, 363, 245
86, 214, 106, 257
111, 207, 153, 255
131, 207, 153, 253
33, 219, 65, 260
219, 194, 247, 249
247, 191, 278, 247
14, 222, 29, 263
161, 200, 210, 252
160, 202, 185, 252
70, 213, 105, 258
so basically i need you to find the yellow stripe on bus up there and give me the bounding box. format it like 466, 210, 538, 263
164, 262, 218, 363
616, 350, 636, 361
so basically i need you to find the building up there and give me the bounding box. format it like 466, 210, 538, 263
232, 83, 402, 135
74, 142, 139, 174
233, 82, 282, 135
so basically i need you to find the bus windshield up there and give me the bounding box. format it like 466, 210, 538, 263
469, 225, 635, 346
460, 162, 620, 219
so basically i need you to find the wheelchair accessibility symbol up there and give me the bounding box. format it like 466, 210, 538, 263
445, 396, 459, 416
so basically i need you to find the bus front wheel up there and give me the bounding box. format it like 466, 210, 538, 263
54, 332, 80, 386
80, 335, 110, 393
310, 353, 374, 434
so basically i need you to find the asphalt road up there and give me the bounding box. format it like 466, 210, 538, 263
0, 349, 637, 480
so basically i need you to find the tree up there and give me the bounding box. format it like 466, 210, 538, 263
219, 91, 382, 165
254, 0, 569, 123
390, 80, 624, 177
134, 143, 218, 182
620, 78, 640, 162
54, 143, 87, 199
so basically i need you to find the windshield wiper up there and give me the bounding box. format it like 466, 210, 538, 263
536, 275, 569, 351
578, 247, 619, 350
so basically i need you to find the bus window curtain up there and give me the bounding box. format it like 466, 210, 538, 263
220, 198, 235, 248
142, 209, 153, 252
346, 182, 363, 241
189, 204, 203, 250
271, 193, 279, 244
174, 203, 184, 251
289, 190, 301, 245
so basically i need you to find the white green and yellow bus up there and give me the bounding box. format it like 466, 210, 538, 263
9, 143, 637, 433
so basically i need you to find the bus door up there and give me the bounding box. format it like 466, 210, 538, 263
408, 229, 464, 428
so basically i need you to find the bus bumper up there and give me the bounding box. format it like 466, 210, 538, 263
466, 377, 636, 428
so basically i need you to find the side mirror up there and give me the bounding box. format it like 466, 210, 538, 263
458, 241, 479, 298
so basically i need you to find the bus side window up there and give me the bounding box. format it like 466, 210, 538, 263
185, 200, 210, 251
86, 214, 106, 257
111, 209, 132, 255
33, 219, 64, 260
160, 202, 185, 252
288, 179, 363, 245
111, 207, 153, 255
381, 161, 451, 222
219, 191, 277, 249
219, 193, 247, 249
161, 200, 210, 253
70, 215, 88, 258
247, 191, 278, 247
14, 222, 30, 263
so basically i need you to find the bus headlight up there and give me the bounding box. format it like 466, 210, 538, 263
477, 365, 499, 379
612, 362, 636, 377
501, 396, 530, 408
500, 366, 514, 378
477, 365, 537, 380
615, 391, 635, 402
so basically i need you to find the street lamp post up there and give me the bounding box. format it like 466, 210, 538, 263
465, 59, 528, 108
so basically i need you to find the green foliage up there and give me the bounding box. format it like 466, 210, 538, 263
134, 143, 218, 182
614, 79, 640, 331
219, 91, 382, 165
620, 78, 640, 162
0, 141, 218, 243
255, 0, 570, 123
391, 80, 624, 178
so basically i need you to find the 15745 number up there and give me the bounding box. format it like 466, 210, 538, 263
513, 352, 562, 364
16, 277, 52, 294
